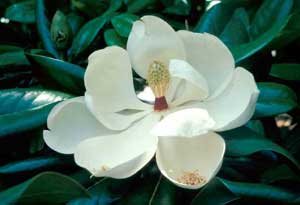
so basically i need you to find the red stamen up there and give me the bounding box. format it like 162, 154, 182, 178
154, 96, 168, 111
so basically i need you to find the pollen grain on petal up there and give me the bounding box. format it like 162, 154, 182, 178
177, 170, 206, 186
101, 165, 110, 172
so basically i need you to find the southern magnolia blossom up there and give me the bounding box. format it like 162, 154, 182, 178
44, 16, 259, 189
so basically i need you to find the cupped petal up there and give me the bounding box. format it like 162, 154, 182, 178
191, 67, 259, 131
127, 15, 186, 78
85, 92, 152, 130
167, 59, 209, 106
84, 46, 150, 113
137, 86, 155, 104
74, 113, 160, 178
44, 97, 117, 154
156, 132, 225, 189
151, 108, 215, 137
177, 31, 234, 98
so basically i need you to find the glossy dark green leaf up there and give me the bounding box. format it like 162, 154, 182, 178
4, 0, 35, 24
26, 53, 85, 94
67, 196, 114, 205
50, 10, 72, 50
161, 0, 191, 15
70, 170, 99, 188
104, 29, 127, 47
192, 177, 299, 204
87, 177, 133, 203
125, 0, 157, 13
36, 0, 60, 58
270, 13, 300, 48
0, 88, 71, 137
254, 82, 298, 118
270, 64, 300, 81
193, 1, 246, 36
191, 177, 239, 205
245, 120, 265, 137
260, 165, 300, 183
0, 45, 22, 53
67, 13, 85, 36
111, 13, 139, 37
116, 175, 177, 205
231, 0, 292, 62
249, 0, 292, 39
69, 11, 116, 59
29, 132, 45, 154
222, 127, 300, 169
0, 156, 73, 174
0, 172, 90, 205
0, 48, 29, 69
219, 8, 250, 46
71, 0, 109, 17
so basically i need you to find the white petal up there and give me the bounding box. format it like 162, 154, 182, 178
44, 97, 117, 154
84, 46, 150, 113
167, 59, 209, 106
127, 15, 186, 78
191, 67, 259, 131
177, 31, 234, 97
151, 108, 215, 137
74, 113, 160, 178
156, 132, 225, 189
137, 86, 155, 104
85, 92, 152, 130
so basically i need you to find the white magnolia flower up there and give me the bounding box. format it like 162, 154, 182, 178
44, 16, 259, 189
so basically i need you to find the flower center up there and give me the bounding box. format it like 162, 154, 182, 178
147, 61, 170, 111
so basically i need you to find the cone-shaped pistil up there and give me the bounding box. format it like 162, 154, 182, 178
147, 61, 170, 111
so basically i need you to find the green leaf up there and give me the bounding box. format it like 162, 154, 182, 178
0, 156, 73, 175
104, 29, 127, 47
222, 127, 300, 169
26, 53, 85, 94
71, 0, 110, 17
67, 13, 85, 36
270, 64, 300, 81
111, 13, 139, 37
254, 82, 298, 118
67, 196, 115, 205
69, 11, 116, 59
260, 165, 300, 183
29, 132, 45, 154
231, 0, 293, 62
116, 174, 177, 205
191, 177, 239, 205
50, 10, 72, 50
270, 12, 300, 48
4, 0, 35, 24
0, 88, 71, 137
161, 0, 191, 16
70, 170, 98, 187
36, 0, 60, 59
245, 120, 265, 137
193, 2, 236, 36
0, 47, 29, 69
125, 0, 157, 13
249, 0, 292, 39
219, 8, 250, 46
0, 172, 90, 205
87, 177, 133, 203
192, 177, 299, 204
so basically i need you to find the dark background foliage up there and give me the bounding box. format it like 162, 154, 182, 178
0, 0, 300, 204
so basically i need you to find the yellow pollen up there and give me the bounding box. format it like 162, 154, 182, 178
101, 165, 109, 171
177, 170, 206, 185
147, 61, 170, 98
